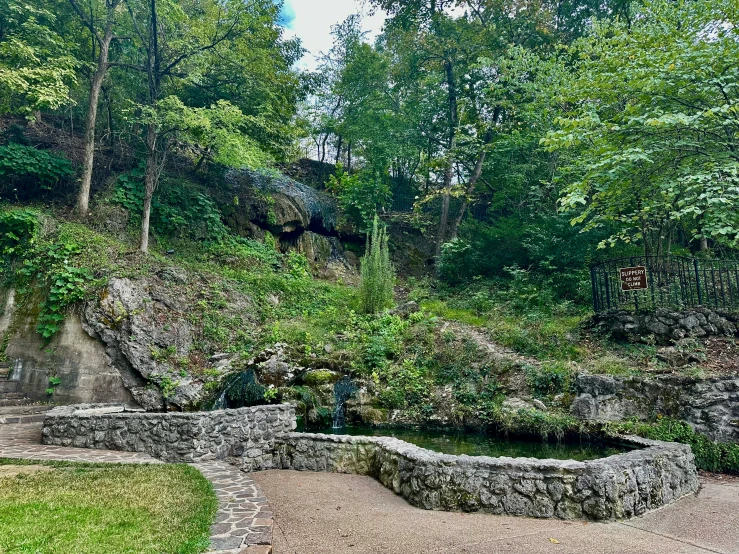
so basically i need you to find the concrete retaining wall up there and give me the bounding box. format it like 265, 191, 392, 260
42, 403, 296, 471
273, 432, 698, 521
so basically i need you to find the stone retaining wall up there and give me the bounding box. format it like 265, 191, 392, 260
593, 307, 739, 342
42, 403, 295, 471
273, 433, 698, 521
571, 374, 739, 442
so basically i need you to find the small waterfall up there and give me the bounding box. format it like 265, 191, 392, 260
211, 389, 228, 410
10, 360, 22, 381
208, 370, 265, 410
332, 376, 358, 429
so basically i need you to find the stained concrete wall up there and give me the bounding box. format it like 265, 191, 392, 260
0, 289, 136, 405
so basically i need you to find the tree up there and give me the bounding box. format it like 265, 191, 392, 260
544, 0, 739, 255
66, 0, 124, 215
0, 1, 77, 118
124, 0, 252, 252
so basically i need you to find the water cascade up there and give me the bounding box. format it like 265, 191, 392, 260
332, 376, 358, 428
208, 370, 265, 410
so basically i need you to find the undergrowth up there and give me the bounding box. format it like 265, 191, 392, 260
604, 418, 739, 474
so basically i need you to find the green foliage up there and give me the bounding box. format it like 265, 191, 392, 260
378, 358, 430, 409
359, 216, 395, 314
148, 96, 273, 170
112, 169, 229, 241
547, 0, 739, 254
525, 362, 575, 398
606, 418, 739, 475
327, 164, 391, 230
0, 208, 39, 262
0, 144, 74, 198
0, 1, 78, 116
18, 241, 94, 339
495, 407, 584, 441
45, 375, 61, 396
288, 385, 332, 429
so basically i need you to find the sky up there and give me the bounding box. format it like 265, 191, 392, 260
279, 0, 388, 70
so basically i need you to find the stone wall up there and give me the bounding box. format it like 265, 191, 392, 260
273, 433, 698, 521
571, 374, 739, 443
593, 307, 739, 343
42, 404, 296, 471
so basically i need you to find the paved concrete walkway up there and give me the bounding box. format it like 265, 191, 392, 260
0, 423, 272, 554
254, 470, 739, 554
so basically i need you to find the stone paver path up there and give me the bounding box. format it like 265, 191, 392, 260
0, 423, 273, 554
195, 462, 273, 554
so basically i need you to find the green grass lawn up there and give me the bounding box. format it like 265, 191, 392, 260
0, 459, 217, 554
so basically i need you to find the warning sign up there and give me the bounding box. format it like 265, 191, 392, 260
619, 266, 648, 291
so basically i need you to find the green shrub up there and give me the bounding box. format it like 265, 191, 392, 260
359, 216, 394, 314
112, 170, 229, 241
0, 144, 73, 198
0, 208, 39, 264
327, 164, 391, 231
525, 362, 575, 398
437, 218, 528, 284
606, 418, 739, 474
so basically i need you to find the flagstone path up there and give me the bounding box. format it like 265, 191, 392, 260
0, 422, 273, 554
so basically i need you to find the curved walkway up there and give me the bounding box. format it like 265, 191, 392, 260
0, 423, 273, 554
254, 469, 739, 554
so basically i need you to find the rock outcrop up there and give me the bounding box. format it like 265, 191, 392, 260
82, 271, 251, 411
217, 168, 356, 279
593, 307, 739, 343
571, 373, 739, 442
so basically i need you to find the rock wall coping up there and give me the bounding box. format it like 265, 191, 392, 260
42, 403, 296, 471
273, 432, 698, 521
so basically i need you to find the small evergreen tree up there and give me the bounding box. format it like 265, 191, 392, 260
359, 215, 395, 314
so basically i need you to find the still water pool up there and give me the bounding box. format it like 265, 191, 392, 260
306, 426, 634, 461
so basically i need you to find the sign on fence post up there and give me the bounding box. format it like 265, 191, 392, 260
619, 266, 648, 291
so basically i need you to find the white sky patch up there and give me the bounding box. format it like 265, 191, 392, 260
282, 0, 387, 70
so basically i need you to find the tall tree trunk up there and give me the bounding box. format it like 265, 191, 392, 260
335, 135, 343, 165
436, 191, 450, 257
436, 59, 458, 257
140, 123, 159, 253
449, 148, 488, 241
76, 32, 113, 215
347, 141, 352, 171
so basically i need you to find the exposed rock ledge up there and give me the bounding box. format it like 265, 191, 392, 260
571, 373, 739, 442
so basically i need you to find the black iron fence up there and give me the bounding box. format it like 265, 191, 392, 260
591, 256, 739, 313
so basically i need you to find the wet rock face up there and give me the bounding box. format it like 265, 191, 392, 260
593, 307, 739, 343
219, 169, 356, 280
571, 373, 739, 442
224, 168, 337, 236
273, 433, 698, 521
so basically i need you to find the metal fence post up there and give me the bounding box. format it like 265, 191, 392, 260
591, 266, 598, 312
694, 258, 703, 306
